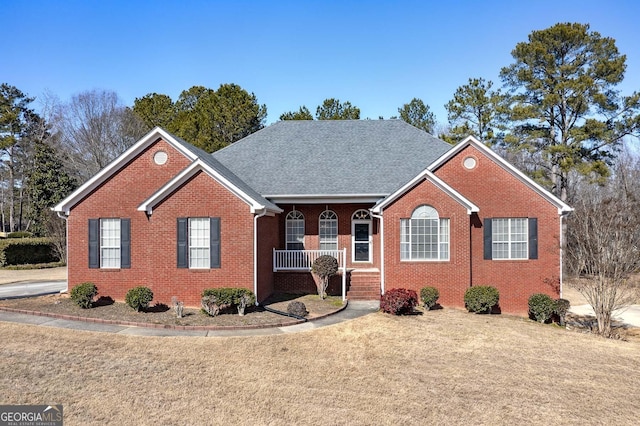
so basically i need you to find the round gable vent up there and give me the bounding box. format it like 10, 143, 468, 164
463, 156, 477, 170
154, 151, 168, 165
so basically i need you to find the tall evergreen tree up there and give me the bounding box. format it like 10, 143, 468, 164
500, 22, 640, 201
397, 98, 436, 133
316, 98, 360, 120
280, 106, 313, 120
26, 140, 77, 236
445, 78, 506, 145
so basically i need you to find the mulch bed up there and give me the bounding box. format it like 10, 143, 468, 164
0, 293, 346, 329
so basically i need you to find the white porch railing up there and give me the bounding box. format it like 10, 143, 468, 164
273, 248, 348, 301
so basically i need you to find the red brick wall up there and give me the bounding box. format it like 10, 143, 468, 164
256, 214, 279, 301
67, 138, 259, 308
432, 144, 561, 314
382, 178, 472, 308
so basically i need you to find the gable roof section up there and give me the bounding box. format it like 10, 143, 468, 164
53, 127, 280, 215
211, 120, 453, 201
428, 136, 573, 214
371, 169, 479, 214
137, 158, 281, 215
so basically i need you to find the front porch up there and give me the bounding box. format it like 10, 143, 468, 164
272, 249, 380, 301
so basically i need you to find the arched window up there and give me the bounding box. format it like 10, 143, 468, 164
286, 210, 305, 250
400, 205, 449, 261
319, 210, 338, 250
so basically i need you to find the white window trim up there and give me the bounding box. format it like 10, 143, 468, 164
319, 210, 338, 251
100, 218, 121, 269
400, 206, 450, 262
286, 210, 305, 250
189, 218, 210, 269
492, 218, 528, 260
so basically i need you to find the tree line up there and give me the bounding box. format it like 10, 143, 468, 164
1, 22, 639, 336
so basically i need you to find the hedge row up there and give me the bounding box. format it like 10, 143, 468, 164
0, 237, 58, 266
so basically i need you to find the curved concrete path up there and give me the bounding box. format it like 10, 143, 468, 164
0, 298, 380, 337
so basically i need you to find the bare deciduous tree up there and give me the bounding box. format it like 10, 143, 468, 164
54, 90, 147, 182
566, 150, 640, 337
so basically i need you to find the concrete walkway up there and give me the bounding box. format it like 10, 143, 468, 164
0, 299, 380, 337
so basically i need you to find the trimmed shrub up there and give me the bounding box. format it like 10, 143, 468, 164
201, 288, 256, 316
7, 231, 32, 238
528, 293, 556, 323
311, 255, 339, 299
287, 301, 309, 317
554, 298, 571, 326
464, 286, 499, 314
70, 282, 98, 309
420, 286, 440, 310
380, 288, 418, 315
125, 286, 154, 312
0, 237, 58, 266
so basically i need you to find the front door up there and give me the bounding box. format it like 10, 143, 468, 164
352, 220, 372, 263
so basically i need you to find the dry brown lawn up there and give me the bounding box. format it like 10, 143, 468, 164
1, 308, 639, 425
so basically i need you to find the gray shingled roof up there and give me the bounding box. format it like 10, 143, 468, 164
211, 120, 453, 198
169, 132, 281, 212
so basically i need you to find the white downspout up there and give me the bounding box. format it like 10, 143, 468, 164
559, 212, 564, 299
56, 211, 69, 293
370, 211, 384, 295
253, 209, 268, 305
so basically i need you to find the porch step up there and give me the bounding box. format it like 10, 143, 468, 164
348, 270, 381, 301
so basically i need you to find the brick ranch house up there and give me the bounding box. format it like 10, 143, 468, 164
54, 120, 572, 314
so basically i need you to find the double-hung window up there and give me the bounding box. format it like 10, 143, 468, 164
286, 210, 305, 250
484, 218, 538, 260
88, 218, 131, 269
177, 217, 220, 269
319, 210, 338, 251
400, 205, 449, 261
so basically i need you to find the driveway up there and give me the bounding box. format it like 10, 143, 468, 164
0, 280, 67, 299
563, 284, 640, 327
0, 267, 67, 299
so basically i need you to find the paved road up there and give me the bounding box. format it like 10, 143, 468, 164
569, 304, 640, 327
0, 281, 67, 299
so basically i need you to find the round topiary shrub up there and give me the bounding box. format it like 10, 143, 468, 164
464, 286, 499, 314
528, 293, 556, 323
287, 301, 309, 317
420, 286, 440, 311
125, 286, 154, 312
554, 298, 571, 326
70, 282, 98, 309
311, 255, 339, 299
380, 288, 418, 315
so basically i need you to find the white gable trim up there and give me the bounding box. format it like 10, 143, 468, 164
371, 169, 479, 214
53, 127, 197, 214
138, 159, 280, 215
428, 136, 573, 214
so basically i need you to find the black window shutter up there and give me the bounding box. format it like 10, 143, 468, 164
177, 218, 188, 268
210, 217, 220, 268
120, 219, 131, 269
528, 218, 538, 260
88, 219, 100, 268
483, 218, 492, 260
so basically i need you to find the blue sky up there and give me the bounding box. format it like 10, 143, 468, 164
3, 0, 640, 126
